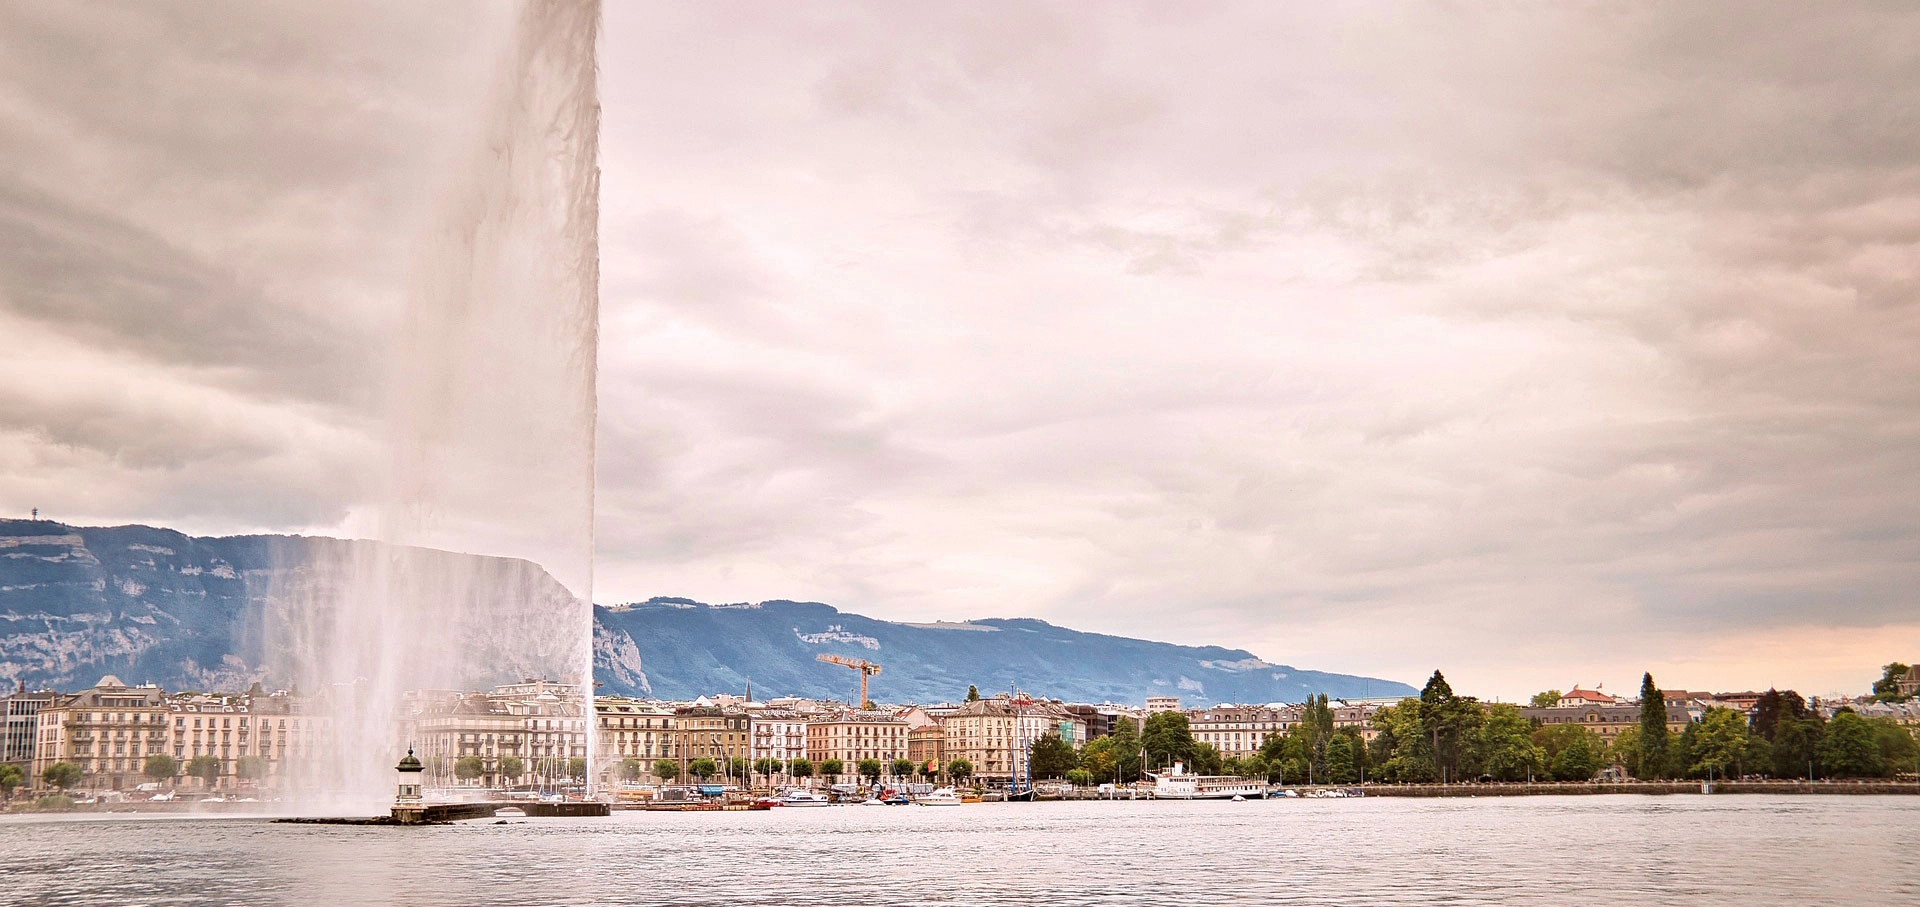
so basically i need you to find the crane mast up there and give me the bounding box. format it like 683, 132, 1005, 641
815, 653, 883, 707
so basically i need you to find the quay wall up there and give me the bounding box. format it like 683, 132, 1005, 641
1357, 780, 1919, 797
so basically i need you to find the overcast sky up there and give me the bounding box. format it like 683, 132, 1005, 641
3, 2, 1917, 700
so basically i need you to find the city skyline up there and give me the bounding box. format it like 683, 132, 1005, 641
3, 2, 1918, 700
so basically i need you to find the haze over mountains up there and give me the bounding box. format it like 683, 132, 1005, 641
0, 520, 1412, 704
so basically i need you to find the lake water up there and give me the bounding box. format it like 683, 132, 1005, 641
1, 796, 1912, 906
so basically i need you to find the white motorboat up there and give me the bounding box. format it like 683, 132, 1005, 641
775, 790, 832, 807
493, 806, 527, 818
916, 787, 963, 806
858, 797, 889, 806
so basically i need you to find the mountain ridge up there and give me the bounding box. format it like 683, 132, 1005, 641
0, 519, 1414, 704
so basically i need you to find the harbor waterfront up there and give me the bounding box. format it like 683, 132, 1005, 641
2, 796, 1913, 906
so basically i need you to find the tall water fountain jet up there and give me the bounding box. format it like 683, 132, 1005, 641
267, 0, 601, 812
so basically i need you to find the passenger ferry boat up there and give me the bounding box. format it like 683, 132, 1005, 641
1147, 762, 1267, 800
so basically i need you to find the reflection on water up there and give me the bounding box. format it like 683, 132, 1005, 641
1, 796, 1912, 906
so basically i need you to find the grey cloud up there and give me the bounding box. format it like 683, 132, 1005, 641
2, 1, 1916, 698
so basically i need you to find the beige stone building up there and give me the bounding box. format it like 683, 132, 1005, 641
940, 695, 1085, 785
806, 710, 908, 777
595, 696, 678, 787
411, 682, 588, 788
672, 702, 750, 782
31, 675, 169, 792
1187, 705, 1291, 758
906, 724, 945, 773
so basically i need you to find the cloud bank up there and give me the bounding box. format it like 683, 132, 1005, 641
4, 1, 1917, 697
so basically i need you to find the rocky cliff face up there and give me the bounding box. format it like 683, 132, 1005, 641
0, 519, 583, 694
0, 520, 1412, 704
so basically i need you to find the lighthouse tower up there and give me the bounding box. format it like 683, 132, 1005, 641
392, 746, 427, 824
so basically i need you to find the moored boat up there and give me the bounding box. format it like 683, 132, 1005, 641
1147, 762, 1267, 800
774, 789, 832, 807
917, 787, 963, 806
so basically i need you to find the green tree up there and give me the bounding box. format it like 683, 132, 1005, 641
454, 756, 486, 782
856, 758, 883, 785
820, 758, 844, 781
1141, 711, 1196, 770
1688, 708, 1751, 779
566, 758, 586, 781
890, 757, 916, 780
1637, 673, 1671, 779
1530, 690, 1563, 708
1870, 719, 1919, 776
1260, 730, 1308, 784
1872, 663, 1913, 702
0, 763, 24, 800
1551, 731, 1602, 781
1815, 711, 1883, 778
1324, 734, 1358, 783
41, 761, 82, 791
619, 758, 644, 782
966, 685, 981, 702
1026, 732, 1077, 780
688, 757, 718, 781
1608, 726, 1642, 779
234, 755, 269, 782
753, 757, 780, 781
498, 756, 525, 781
1083, 714, 1143, 782
1297, 694, 1337, 781
1770, 717, 1821, 779
1367, 699, 1434, 783
788, 758, 813, 780
1417, 671, 1482, 782
1751, 689, 1811, 740
653, 759, 680, 782
1189, 742, 1225, 776
1477, 704, 1545, 781
728, 757, 749, 779
1065, 768, 1095, 787
143, 754, 179, 784
946, 758, 973, 784
186, 755, 222, 788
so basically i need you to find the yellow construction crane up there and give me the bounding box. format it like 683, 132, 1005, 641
816, 653, 883, 707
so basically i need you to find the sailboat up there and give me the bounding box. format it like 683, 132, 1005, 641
1007, 694, 1037, 801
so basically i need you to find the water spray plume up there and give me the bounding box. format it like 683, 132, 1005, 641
264, 0, 601, 813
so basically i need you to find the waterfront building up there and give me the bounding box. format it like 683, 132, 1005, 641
1059, 703, 1137, 740
1555, 688, 1618, 708
806, 710, 909, 778
1187, 705, 1290, 757
907, 723, 945, 772
1145, 696, 1182, 714
413, 682, 587, 788
1521, 701, 1695, 739
1895, 666, 1920, 699
939, 694, 1083, 785
167, 687, 323, 791
1705, 691, 1766, 713
672, 701, 749, 782
749, 708, 808, 777
2, 683, 57, 766
31, 675, 168, 792
1331, 700, 1384, 741
595, 696, 677, 787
